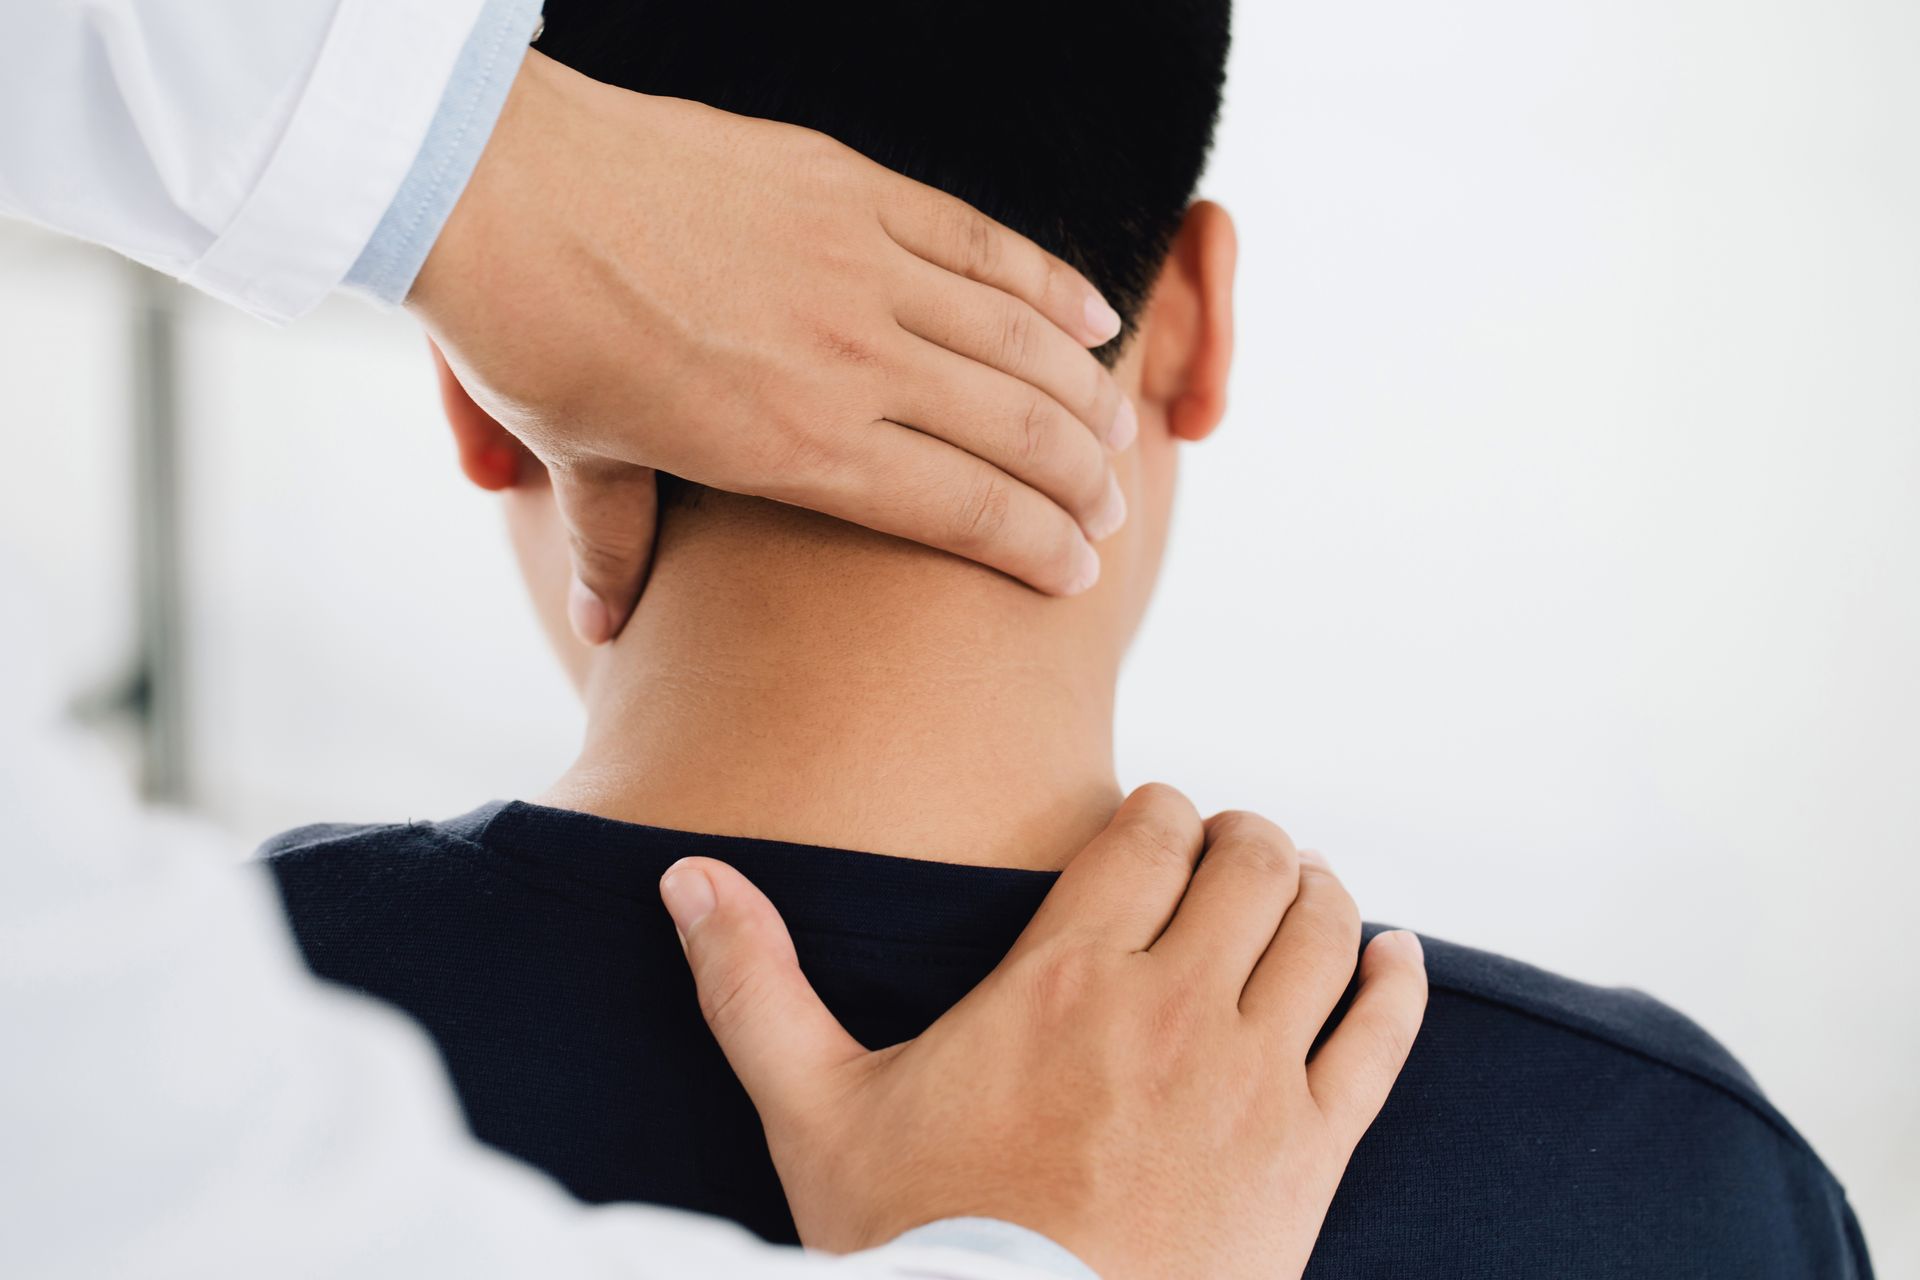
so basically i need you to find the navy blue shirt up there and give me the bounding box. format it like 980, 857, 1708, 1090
264, 800, 1872, 1277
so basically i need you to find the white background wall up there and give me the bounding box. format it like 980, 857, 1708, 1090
3, 0, 1914, 1268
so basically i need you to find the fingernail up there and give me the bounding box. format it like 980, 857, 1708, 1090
1378, 930, 1424, 962
1084, 293, 1123, 345
1109, 397, 1139, 452
660, 860, 717, 938
1298, 848, 1329, 869
1084, 474, 1128, 542
568, 575, 613, 646
1064, 540, 1102, 596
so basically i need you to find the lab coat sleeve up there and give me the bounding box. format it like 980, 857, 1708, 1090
0, 562, 1095, 1280
341, 0, 544, 308
0, 0, 504, 323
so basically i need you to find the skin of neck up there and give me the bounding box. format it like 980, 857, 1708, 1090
540, 485, 1148, 870
523, 201, 1232, 867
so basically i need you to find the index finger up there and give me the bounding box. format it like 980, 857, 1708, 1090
1007, 784, 1205, 956
1147, 811, 1302, 988
878, 179, 1123, 350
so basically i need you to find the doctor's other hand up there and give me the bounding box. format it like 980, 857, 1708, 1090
411, 50, 1134, 645
659, 784, 1430, 1280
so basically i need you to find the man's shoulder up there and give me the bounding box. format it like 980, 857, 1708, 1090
1321, 928, 1874, 1277
1410, 928, 1774, 1119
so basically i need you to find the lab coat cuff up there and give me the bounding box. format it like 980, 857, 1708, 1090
865, 1217, 1102, 1280
180, 0, 496, 323
343, 0, 545, 309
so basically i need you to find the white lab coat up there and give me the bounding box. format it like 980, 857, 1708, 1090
0, 3, 1081, 1275
0, 0, 481, 321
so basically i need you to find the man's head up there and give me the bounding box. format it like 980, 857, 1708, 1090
440, 0, 1236, 697
536, 1, 1230, 350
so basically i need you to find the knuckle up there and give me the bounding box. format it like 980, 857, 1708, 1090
698, 968, 768, 1041
739, 384, 861, 495
1039, 253, 1069, 307
1298, 893, 1364, 959
1122, 785, 1202, 854
1205, 817, 1297, 875
764, 414, 844, 484
1014, 393, 1056, 469
962, 210, 1003, 278
1125, 817, 1198, 875
567, 530, 644, 585
1310, 865, 1362, 927
1148, 979, 1207, 1051
947, 471, 1012, 552
1025, 943, 1103, 1013
1131, 781, 1192, 814
1208, 810, 1290, 857
997, 302, 1036, 370
808, 318, 885, 368
1073, 456, 1111, 518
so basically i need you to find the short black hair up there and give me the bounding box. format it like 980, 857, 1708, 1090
536, 1, 1232, 349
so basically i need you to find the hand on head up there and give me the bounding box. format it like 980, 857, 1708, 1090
664, 784, 1429, 1280
413, 52, 1138, 644
428, 183, 1238, 679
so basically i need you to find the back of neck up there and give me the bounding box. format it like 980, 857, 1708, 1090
541, 495, 1124, 870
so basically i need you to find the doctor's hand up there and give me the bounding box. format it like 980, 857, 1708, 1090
411, 50, 1134, 646
659, 784, 1429, 1280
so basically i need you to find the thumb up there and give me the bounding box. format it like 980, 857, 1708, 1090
661, 858, 867, 1118
548, 459, 659, 645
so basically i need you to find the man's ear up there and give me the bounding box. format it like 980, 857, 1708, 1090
1140, 201, 1237, 443
431, 340, 539, 491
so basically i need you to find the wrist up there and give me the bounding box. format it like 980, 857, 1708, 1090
362, 0, 545, 315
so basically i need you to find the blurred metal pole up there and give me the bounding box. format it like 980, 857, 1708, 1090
128, 265, 191, 804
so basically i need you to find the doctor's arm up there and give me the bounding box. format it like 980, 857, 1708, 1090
1, 0, 1133, 633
